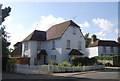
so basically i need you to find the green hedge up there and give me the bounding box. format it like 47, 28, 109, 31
94, 55, 120, 60
71, 57, 97, 66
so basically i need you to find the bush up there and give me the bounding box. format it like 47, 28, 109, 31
59, 61, 72, 67
77, 63, 82, 67
95, 61, 103, 65
105, 62, 113, 67
8, 58, 17, 64
71, 57, 97, 66
94, 56, 113, 60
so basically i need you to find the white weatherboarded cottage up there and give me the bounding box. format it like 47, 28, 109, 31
86, 35, 120, 58
21, 20, 86, 65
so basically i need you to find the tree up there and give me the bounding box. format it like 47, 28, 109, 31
84, 33, 92, 47
0, 4, 11, 25
0, 4, 11, 71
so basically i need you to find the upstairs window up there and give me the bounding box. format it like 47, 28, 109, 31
24, 42, 28, 50
111, 47, 114, 53
52, 41, 55, 50
73, 27, 76, 35
78, 41, 82, 50
103, 46, 106, 53
66, 40, 70, 49
37, 42, 41, 50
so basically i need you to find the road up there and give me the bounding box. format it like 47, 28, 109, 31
2, 67, 120, 81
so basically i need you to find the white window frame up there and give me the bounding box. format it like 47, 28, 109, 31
73, 27, 76, 35
37, 42, 41, 50
111, 47, 114, 53
78, 41, 82, 50
66, 40, 70, 49
103, 46, 106, 53
51, 55, 56, 63
24, 42, 28, 50
52, 41, 55, 50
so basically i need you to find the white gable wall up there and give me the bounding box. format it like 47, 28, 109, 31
86, 47, 98, 58
22, 41, 31, 57
61, 26, 86, 62
43, 39, 62, 64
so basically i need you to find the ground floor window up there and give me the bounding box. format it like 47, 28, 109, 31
51, 55, 56, 63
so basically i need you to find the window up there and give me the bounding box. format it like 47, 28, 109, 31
111, 47, 114, 53
66, 40, 70, 49
73, 27, 76, 35
24, 42, 28, 50
51, 55, 56, 60
103, 46, 106, 53
37, 42, 41, 50
78, 41, 82, 50
52, 41, 55, 50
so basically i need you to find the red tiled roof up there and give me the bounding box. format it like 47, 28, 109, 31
46, 20, 80, 40
88, 40, 119, 47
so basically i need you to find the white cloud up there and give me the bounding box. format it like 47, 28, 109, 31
2, 16, 12, 25
34, 15, 65, 31
92, 18, 113, 32
115, 28, 120, 34
8, 15, 65, 48
78, 21, 90, 28
95, 31, 106, 37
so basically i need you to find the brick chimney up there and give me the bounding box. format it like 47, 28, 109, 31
117, 37, 120, 44
91, 35, 97, 43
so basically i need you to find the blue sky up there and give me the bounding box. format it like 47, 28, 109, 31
1, 2, 119, 48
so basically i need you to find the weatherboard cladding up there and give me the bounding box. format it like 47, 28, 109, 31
88, 40, 119, 47
22, 20, 80, 42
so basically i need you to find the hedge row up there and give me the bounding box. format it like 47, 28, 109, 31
94, 55, 120, 60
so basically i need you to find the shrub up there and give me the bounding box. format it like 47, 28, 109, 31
59, 61, 72, 67
48, 62, 54, 65
8, 58, 17, 64
105, 62, 113, 67
95, 61, 103, 65
94, 56, 113, 60
77, 63, 82, 67
71, 57, 97, 66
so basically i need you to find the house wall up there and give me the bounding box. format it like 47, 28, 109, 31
43, 39, 62, 64
22, 26, 86, 65
61, 26, 86, 63
98, 46, 118, 56
86, 47, 98, 58
22, 41, 31, 57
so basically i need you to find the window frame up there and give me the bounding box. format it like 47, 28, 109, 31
66, 40, 71, 50
102, 46, 106, 53
78, 41, 82, 50
52, 41, 55, 50
24, 42, 28, 51
111, 46, 114, 53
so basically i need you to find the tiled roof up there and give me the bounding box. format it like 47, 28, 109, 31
11, 42, 22, 57
22, 30, 46, 42
88, 40, 119, 47
22, 20, 80, 41
69, 49, 84, 55
46, 20, 80, 40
